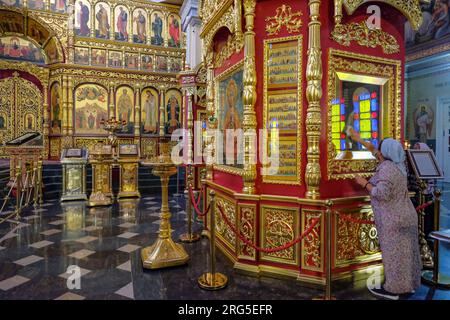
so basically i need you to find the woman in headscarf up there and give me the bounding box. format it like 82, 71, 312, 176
349, 129, 421, 300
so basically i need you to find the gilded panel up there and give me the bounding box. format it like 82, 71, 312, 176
214, 192, 237, 253
334, 206, 381, 268
237, 203, 256, 261
260, 205, 299, 266
301, 209, 324, 272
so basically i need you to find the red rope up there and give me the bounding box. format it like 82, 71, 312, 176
338, 200, 434, 226
338, 214, 375, 225
217, 204, 320, 253
189, 186, 210, 217
415, 201, 433, 213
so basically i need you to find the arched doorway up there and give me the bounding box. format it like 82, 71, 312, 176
0, 72, 43, 156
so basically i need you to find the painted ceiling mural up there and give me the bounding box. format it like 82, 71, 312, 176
405, 0, 450, 56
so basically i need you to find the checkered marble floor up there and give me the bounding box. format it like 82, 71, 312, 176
0, 189, 449, 300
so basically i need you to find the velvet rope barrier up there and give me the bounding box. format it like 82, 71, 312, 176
217, 204, 320, 254
189, 185, 210, 217
415, 201, 433, 213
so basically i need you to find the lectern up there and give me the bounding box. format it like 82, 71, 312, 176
117, 144, 140, 199
88, 144, 113, 207
61, 148, 89, 202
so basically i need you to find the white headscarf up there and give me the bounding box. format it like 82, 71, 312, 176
380, 138, 407, 176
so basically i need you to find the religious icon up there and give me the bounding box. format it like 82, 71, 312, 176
125, 52, 138, 69
218, 67, 244, 167
0, 113, 6, 130
414, 104, 434, 143
0, 11, 24, 34
74, 47, 89, 65
115, 6, 129, 41
28, 18, 50, 46
133, 9, 146, 44
75, 84, 108, 134
0, 36, 45, 63
51, 0, 66, 13
28, 0, 45, 10
116, 87, 134, 133
51, 83, 61, 135
91, 48, 106, 66
164, 92, 180, 135
169, 58, 182, 72
168, 14, 180, 48
95, 3, 110, 39
0, 0, 21, 6
141, 88, 158, 134
108, 50, 122, 67
44, 38, 60, 64
25, 114, 35, 131
141, 54, 153, 71
76, 0, 90, 37
151, 11, 164, 46
155, 55, 167, 72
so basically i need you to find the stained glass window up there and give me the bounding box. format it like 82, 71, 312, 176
331, 84, 381, 153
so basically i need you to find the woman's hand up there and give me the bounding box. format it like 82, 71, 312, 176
354, 174, 368, 188
348, 127, 361, 142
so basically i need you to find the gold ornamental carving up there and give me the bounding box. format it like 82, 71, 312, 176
213, 34, 244, 68
305, 0, 323, 199
341, 0, 423, 31
237, 204, 256, 260
335, 208, 381, 267
301, 210, 323, 272
265, 5, 303, 36
331, 21, 400, 54
261, 206, 299, 265
214, 194, 237, 251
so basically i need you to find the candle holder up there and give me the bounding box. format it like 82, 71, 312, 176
100, 117, 126, 158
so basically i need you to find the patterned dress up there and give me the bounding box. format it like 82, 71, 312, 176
369, 160, 422, 294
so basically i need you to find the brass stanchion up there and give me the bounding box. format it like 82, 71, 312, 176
15, 165, 22, 219
179, 168, 200, 243
422, 189, 450, 288
314, 201, 335, 300
24, 166, 31, 207
198, 190, 228, 290
37, 159, 43, 205
33, 165, 38, 207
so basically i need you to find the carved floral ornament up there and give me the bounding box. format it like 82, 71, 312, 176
331, 21, 400, 54
265, 5, 303, 36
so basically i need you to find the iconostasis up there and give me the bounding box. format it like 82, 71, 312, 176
0, 0, 185, 159
196, 0, 420, 284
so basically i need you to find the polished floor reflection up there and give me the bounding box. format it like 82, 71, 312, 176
0, 186, 449, 300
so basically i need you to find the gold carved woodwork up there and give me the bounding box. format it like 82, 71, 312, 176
335, 207, 381, 267
242, 0, 257, 195
0, 74, 43, 158
301, 209, 323, 272
214, 193, 237, 252
201, 0, 243, 57
141, 138, 158, 158
237, 203, 256, 260
50, 138, 61, 158
118, 162, 140, 198
341, 0, 423, 31
305, 0, 323, 199
0, 61, 49, 86
75, 138, 106, 152
265, 5, 303, 36
331, 21, 400, 54
213, 34, 244, 68
260, 205, 299, 265
327, 49, 402, 180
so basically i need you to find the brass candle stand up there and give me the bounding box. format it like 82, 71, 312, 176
100, 117, 126, 158
140, 138, 189, 269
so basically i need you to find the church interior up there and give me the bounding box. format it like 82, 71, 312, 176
0, 0, 449, 302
